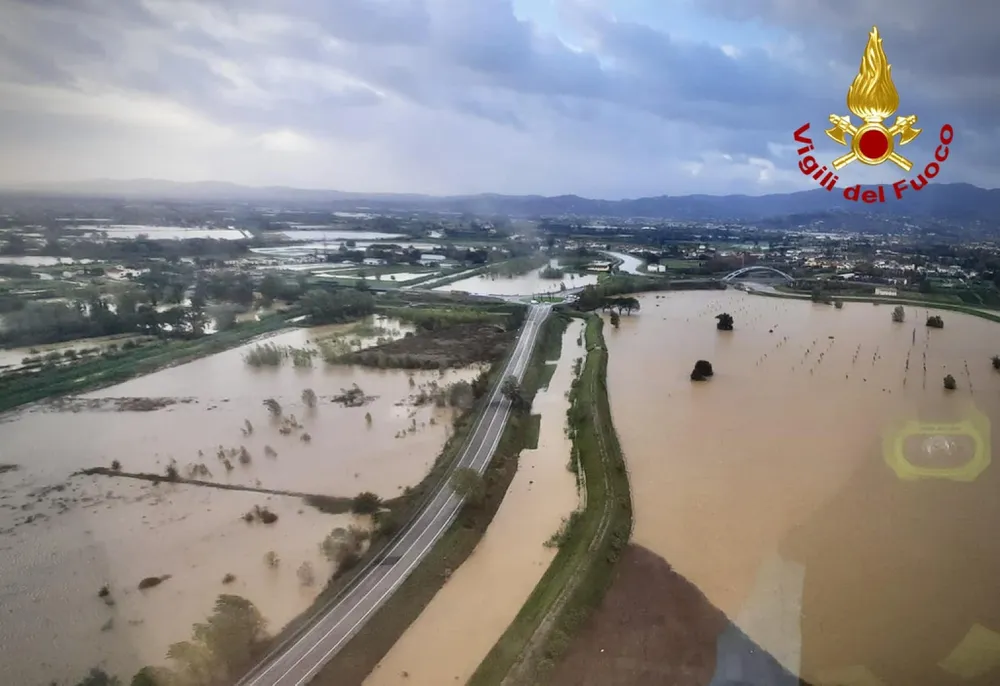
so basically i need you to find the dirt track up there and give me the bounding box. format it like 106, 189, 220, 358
547, 544, 802, 686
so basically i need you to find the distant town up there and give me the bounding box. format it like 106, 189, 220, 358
3, 188, 1000, 686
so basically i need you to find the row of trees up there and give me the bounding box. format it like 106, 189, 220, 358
1, 274, 375, 347
0, 293, 212, 347
601, 296, 640, 315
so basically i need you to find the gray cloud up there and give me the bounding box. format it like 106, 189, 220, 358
0, 0, 995, 197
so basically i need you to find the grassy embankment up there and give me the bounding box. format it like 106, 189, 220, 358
754, 288, 1000, 323
778, 279, 1000, 308
307, 310, 570, 686
0, 316, 289, 414
468, 313, 632, 685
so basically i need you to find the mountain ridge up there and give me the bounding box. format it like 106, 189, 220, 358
3, 179, 999, 222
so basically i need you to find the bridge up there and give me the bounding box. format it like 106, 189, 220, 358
721, 266, 794, 283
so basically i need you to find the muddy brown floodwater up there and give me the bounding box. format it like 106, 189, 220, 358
0, 322, 482, 685
436, 261, 597, 297
603, 291, 1000, 686
364, 320, 584, 686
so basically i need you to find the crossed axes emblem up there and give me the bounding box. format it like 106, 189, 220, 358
825, 114, 922, 171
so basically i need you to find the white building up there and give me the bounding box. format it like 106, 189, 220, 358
362, 257, 386, 266
874, 287, 897, 297
418, 254, 447, 267
647, 264, 667, 273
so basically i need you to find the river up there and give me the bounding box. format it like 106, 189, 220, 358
604, 290, 1000, 686
0, 322, 480, 685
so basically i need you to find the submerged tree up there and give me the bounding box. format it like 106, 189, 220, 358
320, 526, 368, 573
296, 561, 315, 587
944, 374, 957, 390
73, 667, 122, 686
605, 296, 640, 315
992, 355, 1000, 370
351, 491, 382, 515
715, 313, 734, 331
301, 388, 317, 408
165, 595, 267, 683
609, 311, 620, 329
263, 398, 282, 417
891, 305, 906, 323
130, 665, 175, 686
691, 359, 715, 381
926, 315, 944, 329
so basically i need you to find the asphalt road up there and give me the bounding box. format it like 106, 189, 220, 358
238, 303, 552, 686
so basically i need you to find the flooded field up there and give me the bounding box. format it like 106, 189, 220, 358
280, 230, 405, 242
0, 479, 355, 685
0, 333, 142, 371
0, 325, 479, 495
252, 241, 441, 259
0, 319, 483, 684
72, 225, 251, 240
0, 255, 87, 266
438, 263, 598, 297
604, 290, 1000, 686
365, 321, 584, 686
323, 271, 438, 283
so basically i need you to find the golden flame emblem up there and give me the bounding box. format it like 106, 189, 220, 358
825, 27, 921, 171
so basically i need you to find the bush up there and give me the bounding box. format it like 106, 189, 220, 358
374, 509, 402, 539
943, 374, 957, 390
297, 561, 315, 586
926, 315, 944, 329
243, 343, 286, 367
351, 491, 382, 515
255, 506, 278, 524
715, 313, 734, 331
691, 359, 714, 381
450, 467, 486, 506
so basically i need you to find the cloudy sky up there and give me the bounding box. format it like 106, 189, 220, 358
0, 0, 996, 198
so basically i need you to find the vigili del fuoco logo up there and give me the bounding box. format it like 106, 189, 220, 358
792, 26, 954, 203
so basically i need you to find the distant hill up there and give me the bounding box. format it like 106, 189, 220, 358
4, 179, 1000, 222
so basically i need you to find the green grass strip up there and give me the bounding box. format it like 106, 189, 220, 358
468, 313, 633, 685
